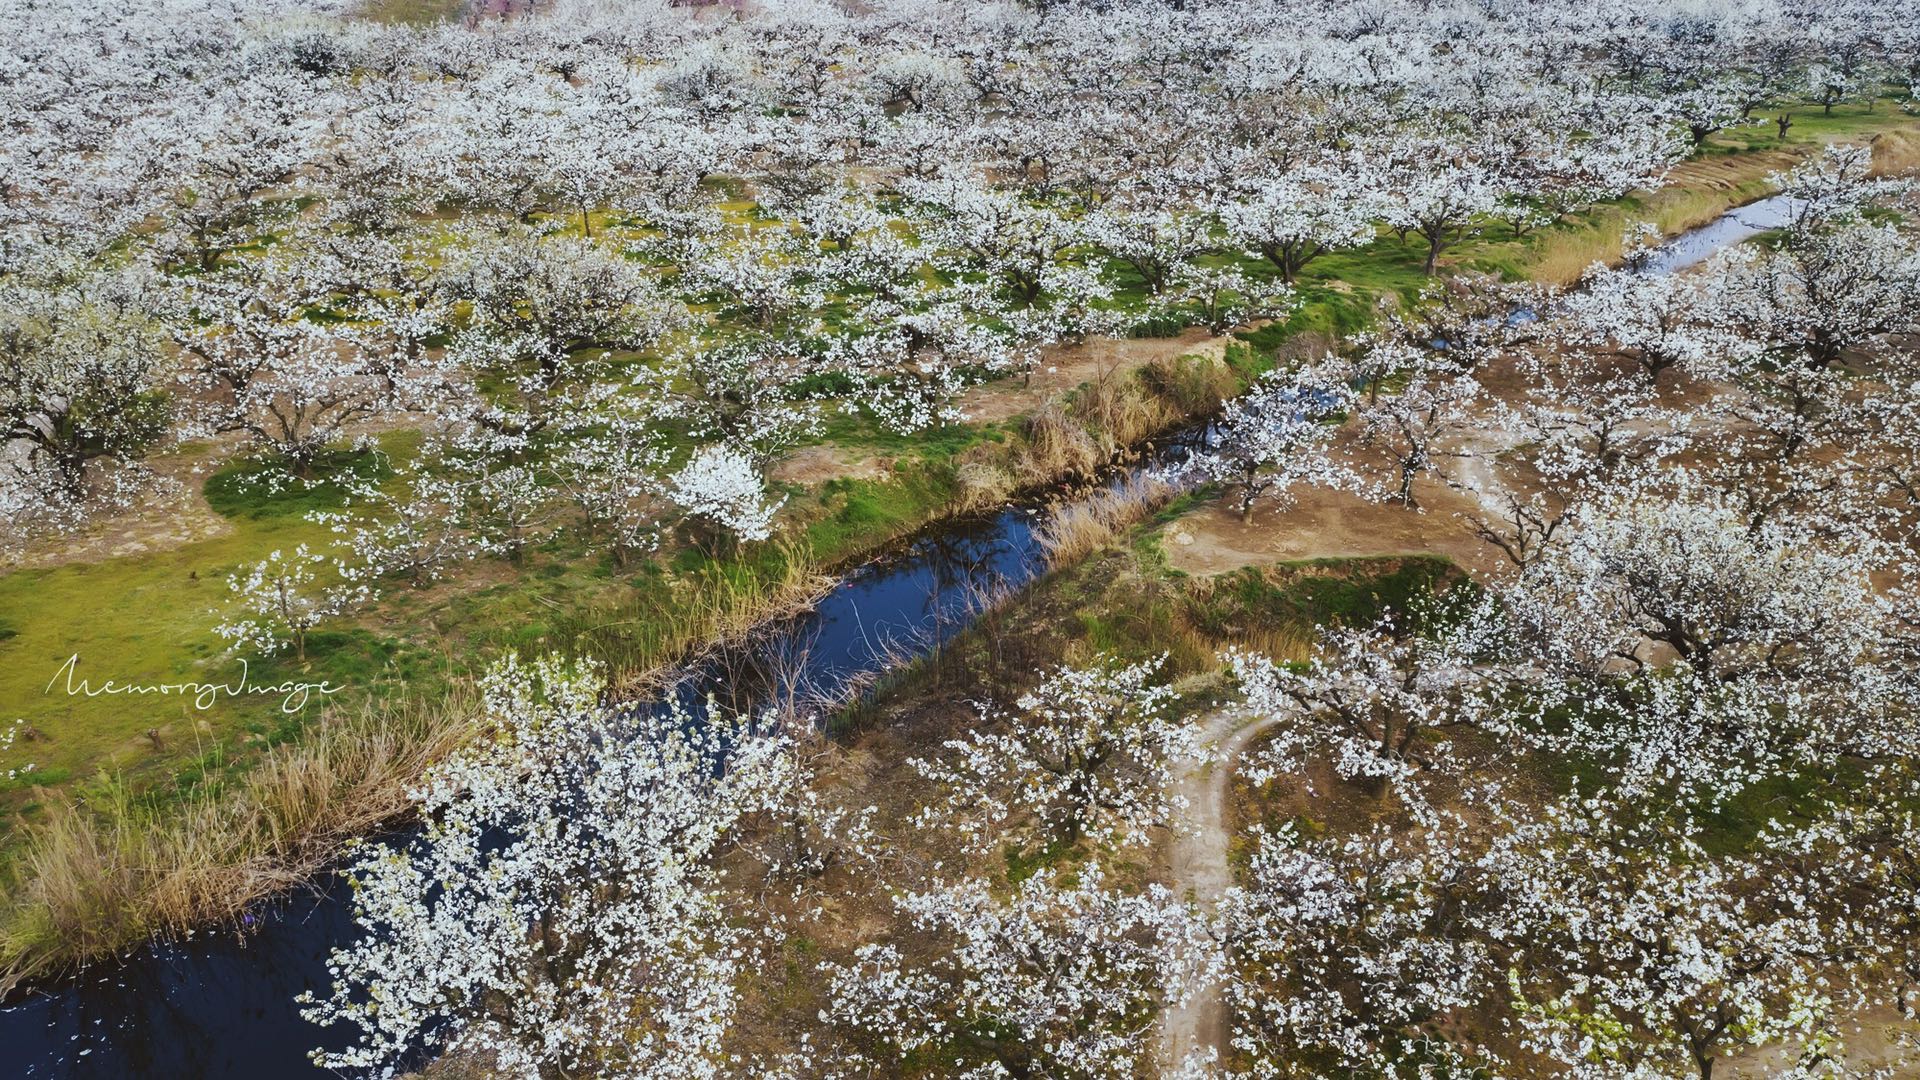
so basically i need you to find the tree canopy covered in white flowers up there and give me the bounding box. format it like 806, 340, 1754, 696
302, 656, 809, 1079
909, 655, 1203, 852
262, 0, 1920, 1074
9, 0, 1920, 1077
14, 0, 1895, 553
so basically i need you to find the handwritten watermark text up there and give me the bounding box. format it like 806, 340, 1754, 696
45, 654, 345, 713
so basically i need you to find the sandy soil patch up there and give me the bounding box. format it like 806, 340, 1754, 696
1160, 708, 1278, 1072
769, 444, 894, 490
1164, 474, 1507, 580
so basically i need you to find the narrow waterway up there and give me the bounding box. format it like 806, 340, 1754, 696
0, 194, 1777, 1078
1633, 192, 1797, 274
0, 471, 1182, 1078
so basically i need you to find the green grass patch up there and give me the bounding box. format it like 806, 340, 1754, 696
1183, 555, 1464, 643
354, 0, 467, 24
805, 465, 961, 563
0, 514, 348, 830
818, 411, 1001, 462
203, 448, 394, 521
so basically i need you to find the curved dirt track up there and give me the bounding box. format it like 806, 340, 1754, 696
1161, 709, 1278, 1074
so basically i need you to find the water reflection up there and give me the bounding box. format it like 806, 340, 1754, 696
1633, 193, 1801, 275
1, 889, 352, 1078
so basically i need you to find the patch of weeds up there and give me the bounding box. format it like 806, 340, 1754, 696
1003, 835, 1078, 883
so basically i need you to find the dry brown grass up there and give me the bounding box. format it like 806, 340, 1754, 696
552, 538, 840, 695
1137, 352, 1238, 418
1178, 573, 1319, 662
1870, 129, 1920, 176
951, 349, 1236, 510
1070, 364, 1181, 453
1035, 472, 1184, 568
953, 456, 1018, 513
1018, 401, 1106, 485
670, 542, 841, 665
0, 687, 479, 991
1526, 181, 1777, 285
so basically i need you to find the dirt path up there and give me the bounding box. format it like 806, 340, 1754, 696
1161, 708, 1278, 1074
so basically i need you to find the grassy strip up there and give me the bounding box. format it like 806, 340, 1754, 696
1474, 103, 1920, 284
355, 0, 469, 25
1034, 471, 1187, 569
0, 535, 844, 988
833, 501, 1458, 741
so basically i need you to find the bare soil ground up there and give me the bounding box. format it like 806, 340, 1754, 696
768, 444, 895, 489
1, 456, 231, 572
1723, 1008, 1919, 1077
1163, 476, 1505, 580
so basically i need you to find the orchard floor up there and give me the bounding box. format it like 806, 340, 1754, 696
1162, 479, 1507, 581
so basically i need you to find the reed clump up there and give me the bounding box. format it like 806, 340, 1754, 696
1136, 353, 1237, 418
1179, 571, 1318, 662
996, 350, 1234, 492
1035, 472, 1184, 568
553, 537, 839, 692
1018, 401, 1105, 485
953, 456, 1017, 513
0, 686, 478, 991
1869, 129, 1920, 176
670, 542, 841, 667
1067, 365, 1178, 455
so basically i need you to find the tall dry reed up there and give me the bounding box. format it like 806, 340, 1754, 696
0, 687, 478, 991
1034, 472, 1185, 568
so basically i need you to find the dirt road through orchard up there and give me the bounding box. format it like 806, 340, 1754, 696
1161, 708, 1278, 1073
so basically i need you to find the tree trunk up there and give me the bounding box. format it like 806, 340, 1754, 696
1266, 247, 1297, 284
54, 448, 89, 496
1693, 1043, 1714, 1080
